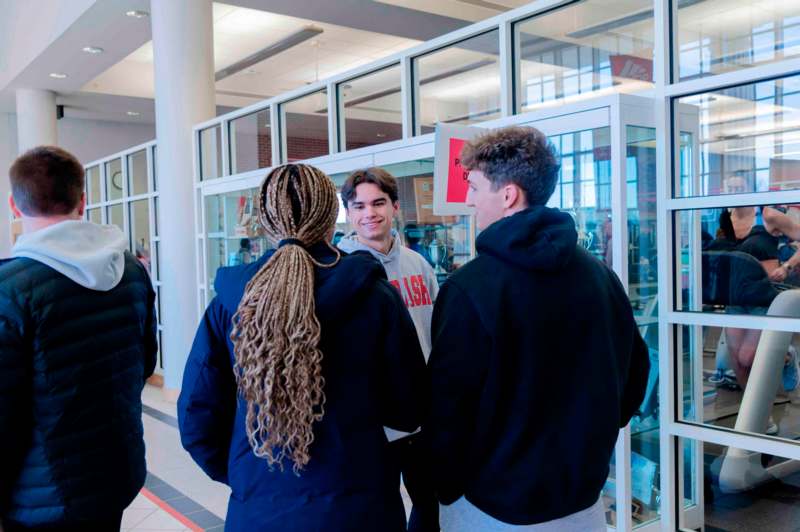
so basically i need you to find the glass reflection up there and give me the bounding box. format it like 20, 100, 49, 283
547, 127, 612, 266
677, 205, 800, 317
677, 74, 800, 197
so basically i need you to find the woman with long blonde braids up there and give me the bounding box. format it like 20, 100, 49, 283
178, 163, 427, 531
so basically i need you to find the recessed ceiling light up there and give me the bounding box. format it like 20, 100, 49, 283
244, 68, 258, 75
126, 10, 149, 18
376, 133, 386, 138
82, 46, 104, 54
126, 111, 140, 117
49, 72, 67, 79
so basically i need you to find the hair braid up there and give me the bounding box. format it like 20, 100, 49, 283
231, 163, 341, 474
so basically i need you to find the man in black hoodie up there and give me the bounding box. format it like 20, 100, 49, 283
425, 126, 649, 531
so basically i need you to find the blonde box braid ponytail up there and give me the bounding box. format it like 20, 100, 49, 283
231, 163, 341, 474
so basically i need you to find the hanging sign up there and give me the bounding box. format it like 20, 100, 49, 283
433, 123, 485, 216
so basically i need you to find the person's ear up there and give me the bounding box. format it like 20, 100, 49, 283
503, 184, 521, 210
8, 195, 23, 218
77, 192, 86, 217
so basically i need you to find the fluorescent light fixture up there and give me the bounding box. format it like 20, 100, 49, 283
82, 46, 104, 54
126, 111, 140, 116
215, 26, 324, 82
126, 10, 149, 18
49, 72, 67, 79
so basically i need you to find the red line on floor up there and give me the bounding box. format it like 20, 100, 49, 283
140, 487, 205, 532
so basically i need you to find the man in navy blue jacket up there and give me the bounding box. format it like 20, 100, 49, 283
0, 146, 157, 531
425, 126, 649, 531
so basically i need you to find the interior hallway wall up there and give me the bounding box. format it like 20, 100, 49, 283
0, 114, 155, 257
58, 117, 155, 165
0, 112, 18, 257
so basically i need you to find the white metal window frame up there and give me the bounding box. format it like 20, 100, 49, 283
653, 0, 800, 529
83, 140, 164, 371
185, 0, 800, 529
193, 92, 680, 531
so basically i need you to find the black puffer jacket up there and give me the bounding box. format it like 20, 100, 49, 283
0, 252, 157, 527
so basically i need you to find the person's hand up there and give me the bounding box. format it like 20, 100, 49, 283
770, 264, 789, 282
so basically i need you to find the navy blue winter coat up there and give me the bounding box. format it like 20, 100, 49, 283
0, 254, 157, 527
178, 243, 427, 531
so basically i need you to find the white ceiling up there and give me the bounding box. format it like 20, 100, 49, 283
376, 0, 531, 22
0, 0, 472, 123
84, 3, 421, 109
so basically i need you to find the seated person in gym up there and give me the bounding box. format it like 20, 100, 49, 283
710, 206, 800, 398
424, 126, 650, 531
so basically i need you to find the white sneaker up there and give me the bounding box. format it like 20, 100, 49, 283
766, 416, 779, 435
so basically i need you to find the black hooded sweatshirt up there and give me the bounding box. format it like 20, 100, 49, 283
424, 206, 649, 525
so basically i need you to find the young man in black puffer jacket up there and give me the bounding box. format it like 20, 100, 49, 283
0, 146, 157, 531
424, 126, 649, 531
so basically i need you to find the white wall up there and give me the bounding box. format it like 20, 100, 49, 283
0, 112, 18, 257
0, 114, 154, 257
58, 117, 155, 165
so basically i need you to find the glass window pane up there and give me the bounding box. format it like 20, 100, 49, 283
679, 322, 800, 444
283, 89, 329, 162
677, 1, 800, 81
681, 439, 800, 529
129, 199, 151, 273
158, 329, 163, 369
127, 149, 148, 196
339, 64, 402, 150
88, 208, 101, 225
415, 30, 500, 134
152, 145, 158, 191
153, 196, 159, 238
515, 0, 654, 113
229, 107, 271, 174
200, 125, 222, 180
603, 452, 617, 527
155, 240, 161, 283
676, 73, 800, 197
626, 126, 660, 526
107, 204, 123, 232
86, 166, 101, 205
378, 159, 474, 282
105, 159, 123, 201
205, 188, 272, 286
675, 205, 800, 318
546, 127, 613, 268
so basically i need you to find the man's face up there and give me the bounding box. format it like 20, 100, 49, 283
466, 169, 506, 230
346, 182, 398, 241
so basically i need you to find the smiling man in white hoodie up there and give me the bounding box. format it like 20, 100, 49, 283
338, 167, 439, 532
0, 146, 157, 531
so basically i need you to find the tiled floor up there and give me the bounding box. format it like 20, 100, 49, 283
121, 384, 229, 531
122, 492, 193, 531
125, 383, 412, 531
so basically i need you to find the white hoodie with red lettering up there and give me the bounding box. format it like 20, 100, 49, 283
339, 230, 439, 361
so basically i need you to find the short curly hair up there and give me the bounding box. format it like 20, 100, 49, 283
460, 126, 560, 206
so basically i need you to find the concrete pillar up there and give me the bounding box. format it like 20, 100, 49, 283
16, 89, 58, 153
152, 0, 215, 392
0, 113, 19, 257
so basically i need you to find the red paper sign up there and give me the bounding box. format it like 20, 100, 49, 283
610, 55, 653, 82
446, 137, 469, 203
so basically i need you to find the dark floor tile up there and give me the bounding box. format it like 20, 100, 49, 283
188, 509, 225, 528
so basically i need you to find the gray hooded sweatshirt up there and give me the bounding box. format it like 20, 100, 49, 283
12, 220, 128, 291
339, 230, 439, 441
